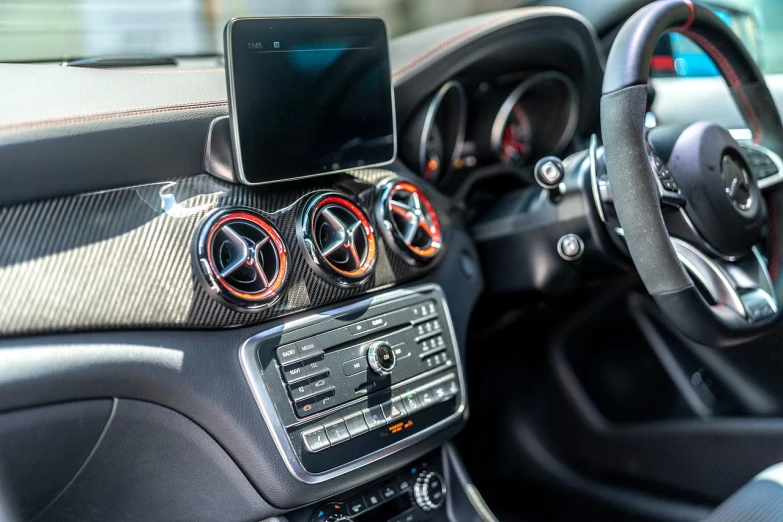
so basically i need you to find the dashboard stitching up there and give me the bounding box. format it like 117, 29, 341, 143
73, 68, 225, 75
0, 101, 228, 133
392, 11, 528, 81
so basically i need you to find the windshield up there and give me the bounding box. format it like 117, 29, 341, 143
0, 0, 523, 62
3, 0, 783, 71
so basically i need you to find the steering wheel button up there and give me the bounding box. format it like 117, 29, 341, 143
662, 179, 680, 191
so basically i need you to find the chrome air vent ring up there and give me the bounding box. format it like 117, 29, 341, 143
297, 192, 377, 288
193, 208, 289, 312
376, 180, 442, 265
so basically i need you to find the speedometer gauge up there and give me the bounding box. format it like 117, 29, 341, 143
423, 125, 445, 182
500, 104, 533, 168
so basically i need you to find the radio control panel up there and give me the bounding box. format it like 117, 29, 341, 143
239, 284, 466, 483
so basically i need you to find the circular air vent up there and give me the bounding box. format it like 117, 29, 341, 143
376, 180, 442, 265
193, 208, 288, 311
297, 193, 377, 287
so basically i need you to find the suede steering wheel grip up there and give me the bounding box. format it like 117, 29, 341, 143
600, 0, 782, 346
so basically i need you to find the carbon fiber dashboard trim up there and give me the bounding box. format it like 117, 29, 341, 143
0, 163, 447, 336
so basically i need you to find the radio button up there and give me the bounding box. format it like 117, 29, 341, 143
346, 498, 366, 516
276, 343, 300, 366
431, 382, 450, 402
302, 426, 329, 453
381, 399, 408, 422
400, 390, 422, 413
295, 394, 321, 418
342, 356, 368, 376
418, 387, 435, 408
289, 382, 313, 402
363, 405, 386, 430
304, 356, 328, 378
310, 375, 332, 394
324, 419, 350, 446
443, 377, 458, 399
363, 491, 382, 509
343, 412, 369, 437
349, 315, 387, 336
296, 337, 322, 359
381, 485, 397, 499
282, 362, 308, 384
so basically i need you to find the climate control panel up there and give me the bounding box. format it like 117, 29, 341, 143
239, 284, 466, 482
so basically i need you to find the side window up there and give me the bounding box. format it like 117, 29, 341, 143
650, 3, 764, 78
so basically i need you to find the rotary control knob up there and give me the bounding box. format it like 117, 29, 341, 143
366, 341, 396, 376
414, 471, 446, 511
326, 516, 351, 522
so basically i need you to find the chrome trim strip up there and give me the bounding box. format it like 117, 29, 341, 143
677, 208, 741, 262
739, 141, 783, 190
588, 134, 607, 223
418, 81, 468, 177
489, 71, 579, 159
752, 245, 778, 305
224, 17, 398, 186
671, 238, 746, 317
238, 283, 467, 484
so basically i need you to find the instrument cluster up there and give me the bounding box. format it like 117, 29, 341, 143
400, 71, 580, 187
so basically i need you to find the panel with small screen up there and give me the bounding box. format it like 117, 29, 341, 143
224, 17, 397, 185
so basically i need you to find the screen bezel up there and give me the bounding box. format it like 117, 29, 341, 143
223, 16, 398, 186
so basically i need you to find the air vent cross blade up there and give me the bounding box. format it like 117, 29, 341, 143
193, 208, 288, 312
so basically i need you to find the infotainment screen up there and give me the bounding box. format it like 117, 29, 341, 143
224, 17, 396, 185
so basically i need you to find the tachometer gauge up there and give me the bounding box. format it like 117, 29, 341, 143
474, 71, 579, 170
500, 103, 533, 168
423, 125, 445, 182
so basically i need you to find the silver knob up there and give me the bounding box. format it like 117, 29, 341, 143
366, 341, 396, 376
534, 156, 565, 189
557, 234, 584, 261
414, 471, 446, 511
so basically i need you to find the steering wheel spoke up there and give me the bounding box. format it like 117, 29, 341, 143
671, 239, 778, 323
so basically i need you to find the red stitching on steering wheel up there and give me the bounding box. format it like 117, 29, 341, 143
680, 0, 695, 30
677, 28, 764, 145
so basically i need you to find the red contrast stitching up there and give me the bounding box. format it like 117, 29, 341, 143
392, 11, 525, 80
0, 101, 228, 132
2, 11, 526, 133
82, 67, 224, 75
680, 0, 695, 31
678, 29, 764, 145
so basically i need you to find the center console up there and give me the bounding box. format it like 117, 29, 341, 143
239, 284, 467, 484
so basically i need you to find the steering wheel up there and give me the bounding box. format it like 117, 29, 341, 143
601, 0, 783, 346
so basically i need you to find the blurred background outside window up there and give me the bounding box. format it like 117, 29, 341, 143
0, 0, 782, 75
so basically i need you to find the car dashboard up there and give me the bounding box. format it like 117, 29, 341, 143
0, 7, 604, 522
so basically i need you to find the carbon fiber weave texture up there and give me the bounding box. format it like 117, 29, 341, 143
0, 163, 445, 336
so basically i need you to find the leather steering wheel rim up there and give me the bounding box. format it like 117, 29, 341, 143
600, 0, 783, 346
